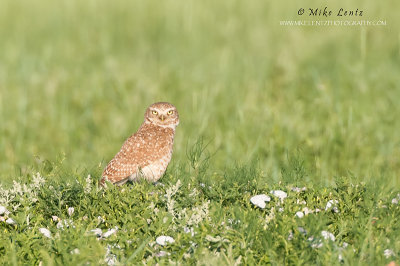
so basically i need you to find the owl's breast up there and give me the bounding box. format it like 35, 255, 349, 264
138, 153, 172, 182
148, 128, 174, 150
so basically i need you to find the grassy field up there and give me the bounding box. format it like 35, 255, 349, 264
0, 0, 399, 264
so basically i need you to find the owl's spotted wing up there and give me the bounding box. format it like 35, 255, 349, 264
101, 135, 143, 185
101, 157, 136, 185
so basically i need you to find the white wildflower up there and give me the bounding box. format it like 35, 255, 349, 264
342, 242, 349, 248
184, 227, 195, 237
12, 181, 23, 195
315, 208, 321, 213
270, 190, 287, 201
205, 235, 228, 243
311, 242, 323, 249
309, 237, 323, 248
84, 174, 92, 194
165, 180, 181, 218
32, 172, 45, 188
0, 173, 45, 210
291, 187, 306, 193
98, 216, 105, 223
103, 227, 118, 238
67, 207, 74, 217
186, 200, 210, 226
278, 207, 284, 212
156, 236, 175, 246
155, 251, 170, 257
296, 199, 306, 205
321, 231, 335, 241
91, 228, 103, 236
392, 198, 399, 204
287, 231, 294, 241
12, 204, 21, 211
105, 245, 118, 265
6, 218, 16, 225
56, 219, 75, 229
291, 187, 300, 193
189, 188, 199, 198
298, 227, 307, 235
227, 218, 241, 225
163, 180, 210, 229
70, 248, 80, 254
250, 194, 271, 209
295, 211, 304, 218
325, 200, 339, 212
57, 221, 64, 229
0, 205, 7, 215
52, 216, 59, 222
384, 249, 395, 258
105, 254, 117, 266
264, 207, 275, 229
165, 180, 181, 198
303, 207, 313, 215
0, 217, 5, 222
39, 228, 52, 238
81, 175, 91, 194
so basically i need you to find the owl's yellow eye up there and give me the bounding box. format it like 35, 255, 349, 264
152, 110, 158, 115
167, 110, 173, 115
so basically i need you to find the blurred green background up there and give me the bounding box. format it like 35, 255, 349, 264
0, 0, 399, 185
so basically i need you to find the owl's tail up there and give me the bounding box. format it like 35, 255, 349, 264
99, 176, 107, 187
99, 174, 129, 187
99, 167, 109, 187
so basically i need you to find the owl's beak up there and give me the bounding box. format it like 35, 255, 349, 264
160, 115, 165, 121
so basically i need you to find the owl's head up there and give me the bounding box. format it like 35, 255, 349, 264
144, 102, 179, 128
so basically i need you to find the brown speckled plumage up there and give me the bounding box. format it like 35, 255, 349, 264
100, 102, 179, 186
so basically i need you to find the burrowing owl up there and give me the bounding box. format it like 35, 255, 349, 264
100, 102, 179, 186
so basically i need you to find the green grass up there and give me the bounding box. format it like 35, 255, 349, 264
1, 159, 399, 265
0, 0, 399, 264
